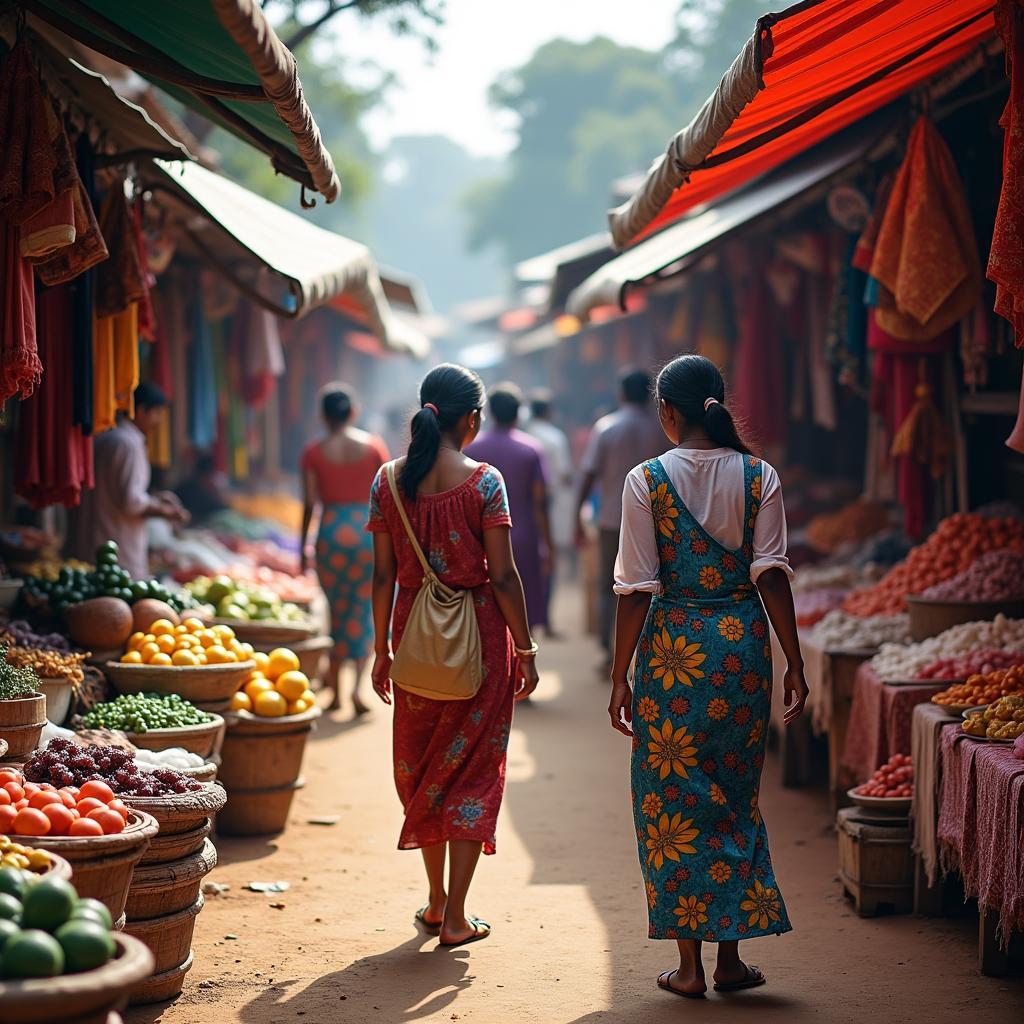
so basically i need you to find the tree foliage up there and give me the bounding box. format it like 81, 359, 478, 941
464, 37, 679, 266
263, 0, 444, 51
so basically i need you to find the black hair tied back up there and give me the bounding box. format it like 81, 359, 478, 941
321, 383, 354, 426
655, 354, 753, 455
401, 363, 485, 499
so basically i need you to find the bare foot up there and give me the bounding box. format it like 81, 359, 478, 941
415, 896, 446, 932
658, 968, 707, 998
439, 915, 490, 947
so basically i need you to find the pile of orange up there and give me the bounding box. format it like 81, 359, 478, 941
119, 618, 255, 667
230, 647, 315, 717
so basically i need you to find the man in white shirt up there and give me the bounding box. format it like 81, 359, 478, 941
523, 389, 574, 634
576, 369, 669, 666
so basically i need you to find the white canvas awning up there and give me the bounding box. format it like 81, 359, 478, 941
150, 159, 429, 356
568, 120, 883, 319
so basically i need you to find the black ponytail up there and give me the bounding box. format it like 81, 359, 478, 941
655, 354, 753, 455
400, 363, 484, 499
321, 382, 354, 427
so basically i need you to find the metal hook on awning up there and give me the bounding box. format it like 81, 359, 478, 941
300, 184, 316, 210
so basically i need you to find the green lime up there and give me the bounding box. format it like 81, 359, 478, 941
70, 899, 113, 930
0, 919, 19, 950
20, 878, 76, 932
55, 920, 114, 973
0, 893, 22, 922
0, 868, 27, 902
1, 930, 64, 978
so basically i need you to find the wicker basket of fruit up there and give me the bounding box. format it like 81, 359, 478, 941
104, 661, 254, 705
0, 872, 153, 1024
81, 694, 225, 758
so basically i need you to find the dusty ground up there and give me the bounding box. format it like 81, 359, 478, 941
126, 589, 1024, 1024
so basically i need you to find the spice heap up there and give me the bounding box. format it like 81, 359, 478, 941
920, 549, 1024, 602
931, 665, 1024, 709
870, 616, 1024, 680
2, 645, 86, 684
0, 645, 39, 700
842, 514, 1024, 617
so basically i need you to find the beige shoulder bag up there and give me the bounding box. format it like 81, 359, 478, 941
385, 462, 482, 700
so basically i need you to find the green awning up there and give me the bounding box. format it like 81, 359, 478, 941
20, 0, 339, 201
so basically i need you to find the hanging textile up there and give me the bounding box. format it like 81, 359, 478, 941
14, 285, 93, 508
870, 117, 981, 341
0, 220, 40, 403
112, 304, 139, 415
232, 296, 285, 410
95, 185, 145, 318
187, 292, 217, 450
131, 197, 156, 341
989, 0, 1024, 342
92, 314, 116, 434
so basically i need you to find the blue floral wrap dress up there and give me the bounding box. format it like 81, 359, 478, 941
630, 455, 792, 942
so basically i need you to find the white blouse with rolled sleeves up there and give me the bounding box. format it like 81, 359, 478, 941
613, 448, 792, 595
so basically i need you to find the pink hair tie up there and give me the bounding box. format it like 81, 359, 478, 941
423, 402, 439, 416
704, 397, 719, 412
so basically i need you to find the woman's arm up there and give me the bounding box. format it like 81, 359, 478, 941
299, 468, 318, 575
370, 532, 398, 705
608, 593, 651, 737
756, 567, 808, 725
483, 526, 540, 701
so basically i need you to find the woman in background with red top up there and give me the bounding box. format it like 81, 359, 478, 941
301, 384, 389, 714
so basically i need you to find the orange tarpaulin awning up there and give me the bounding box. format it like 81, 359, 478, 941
610, 0, 997, 250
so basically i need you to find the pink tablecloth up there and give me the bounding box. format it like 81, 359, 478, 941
938, 725, 1024, 947
840, 664, 944, 784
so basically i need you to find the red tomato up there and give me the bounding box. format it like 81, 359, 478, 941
0, 789, 10, 807
74, 798, 107, 817
57, 790, 77, 809
78, 781, 115, 805
107, 799, 130, 822
28, 790, 62, 810
0, 806, 16, 832
61, 786, 80, 801
69, 817, 104, 837
87, 808, 125, 835
13, 799, 28, 811
3, 782, 24, 803
41, 803, 75, 836
0, 770, 22, 787
13, 807, 50, 837
22, 783, 39, 798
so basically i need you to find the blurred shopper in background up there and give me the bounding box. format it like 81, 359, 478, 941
577, 368, 668, 669
522, 388, 573, 634
466, 383, 552, 632
300, 383, 389, 715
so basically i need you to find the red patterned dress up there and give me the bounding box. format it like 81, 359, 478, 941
368, 464, 515, 854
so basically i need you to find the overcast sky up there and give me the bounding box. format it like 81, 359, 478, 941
326, 0, 682, 157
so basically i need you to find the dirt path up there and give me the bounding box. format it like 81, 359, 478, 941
127, 590, 1023, 1024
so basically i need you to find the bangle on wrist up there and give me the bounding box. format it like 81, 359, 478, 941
515, 640, 539, 658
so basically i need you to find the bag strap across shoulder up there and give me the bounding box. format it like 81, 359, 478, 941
385, 461, 435, 580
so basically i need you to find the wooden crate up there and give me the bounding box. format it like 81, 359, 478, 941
836, 807, 913, 916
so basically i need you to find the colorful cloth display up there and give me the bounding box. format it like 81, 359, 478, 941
989, 0, 1024, 342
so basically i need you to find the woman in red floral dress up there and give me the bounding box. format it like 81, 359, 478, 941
368, 363, 539, 948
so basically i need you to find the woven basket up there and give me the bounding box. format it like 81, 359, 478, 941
124, 892, 204, 974
215, 618, 316, 645
129, 949, 193, 1006
216, 777, 304, 837
16, 810, 159, 921
126, 839, 217, 919
122, 713, 225, 758
123, 784, 227, 839
219, 707, 319, 790
140, 817, 212, 867
39, 849, 72, 882
104, 661, 254, 705
0, 932, 153, 1024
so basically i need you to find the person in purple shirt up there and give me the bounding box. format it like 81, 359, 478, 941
466, 384, 552, 630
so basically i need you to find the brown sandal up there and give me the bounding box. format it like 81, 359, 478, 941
657, 970, 706, 999
713, 964, 766, 992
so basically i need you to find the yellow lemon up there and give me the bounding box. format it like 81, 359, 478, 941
143, 634, 156, 645
174, 624, 190, 635
171, 648, 199, 667
197, 652, 209, 665
150, 619, 176, 637
266, 648, 300, 681
156, 634, 177, 655
253, 689, 287, 718
244, 677, 273, 702
286, 698, 308, 716
252, 651, 270, 674
126, 632, 146, 652
214, 624, 236, 642
275, 670, 309, 702
149, 652, 173, 666
121, 650, 143, 664
198, 630, 218, 648
139, 642, 160, 664
182, 617, 205, 633
300, 689, 316, 705
206, 645, 237, 664
238, 642, 255, 658
230, 690, 253, 712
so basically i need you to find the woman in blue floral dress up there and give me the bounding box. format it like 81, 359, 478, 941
609, 355, 808, 999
